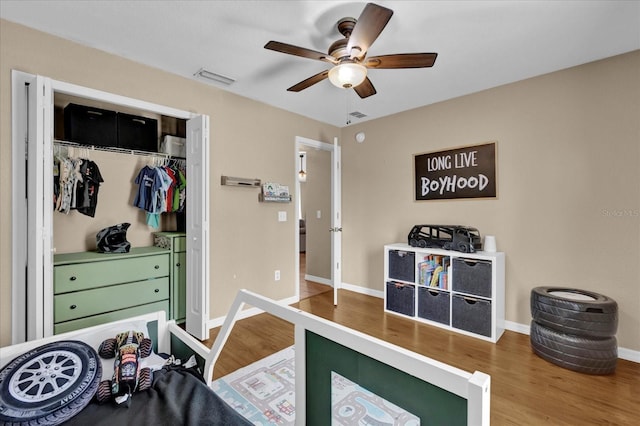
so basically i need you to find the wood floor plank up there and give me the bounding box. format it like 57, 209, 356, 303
204, 289, 640, 425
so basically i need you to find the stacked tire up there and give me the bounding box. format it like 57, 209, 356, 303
530, 287, 618, 375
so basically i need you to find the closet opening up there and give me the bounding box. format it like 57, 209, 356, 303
11, 71, 210, 343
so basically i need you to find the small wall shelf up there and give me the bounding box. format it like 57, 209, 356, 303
259, 194, 291, 203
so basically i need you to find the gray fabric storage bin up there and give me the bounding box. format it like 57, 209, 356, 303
452, 258, 492, 298
386, 281, 415, 316
452, 294, 491, 337
388, 250, 415, 282
418, 287, 450, 325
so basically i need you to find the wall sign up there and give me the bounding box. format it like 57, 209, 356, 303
414, 142, 497, 201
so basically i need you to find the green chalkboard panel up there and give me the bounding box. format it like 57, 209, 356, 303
305, 331, 466, 425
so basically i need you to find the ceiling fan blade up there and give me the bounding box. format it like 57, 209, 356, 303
264, 41, 336, 64
353, 77, 377, 99
364, 53, 438, 69
347, 3, 393, 59
287, 70, 330, 92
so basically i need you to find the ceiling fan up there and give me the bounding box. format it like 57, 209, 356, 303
264, 2, 437, 99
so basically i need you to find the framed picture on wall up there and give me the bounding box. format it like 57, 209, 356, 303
414, 141, 497, 201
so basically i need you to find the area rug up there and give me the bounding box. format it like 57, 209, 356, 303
211, 346, 296, 425
211, 346, 420, 425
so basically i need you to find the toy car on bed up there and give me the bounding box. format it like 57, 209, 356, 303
96, 330, 153, 405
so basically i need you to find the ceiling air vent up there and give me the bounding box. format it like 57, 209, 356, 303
194, 68, 235, 86
349, 111, 367, 119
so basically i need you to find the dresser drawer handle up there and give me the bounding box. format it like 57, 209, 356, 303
176, 263, 181, 267
154, 289, 160, 293
154, 265, 160, 269
70, 304, 77, 310
69, 276, 77, 281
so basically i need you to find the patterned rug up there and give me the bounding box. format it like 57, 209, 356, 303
211, 346, 296, 425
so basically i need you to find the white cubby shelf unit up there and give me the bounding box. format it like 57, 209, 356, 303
384, 243, 505, 343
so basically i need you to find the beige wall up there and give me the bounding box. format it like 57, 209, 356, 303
0, 20, 338, 346
340, 50, 640, 351
2, 19, 638, 353
300, 148, 332, 279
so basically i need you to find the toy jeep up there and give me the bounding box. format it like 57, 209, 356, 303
408, 225, 482, 253
97, 330, 153, 404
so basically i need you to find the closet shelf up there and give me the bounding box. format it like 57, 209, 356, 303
53, 139, 185, 160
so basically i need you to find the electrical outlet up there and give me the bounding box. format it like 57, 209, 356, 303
274, 270, 280, 281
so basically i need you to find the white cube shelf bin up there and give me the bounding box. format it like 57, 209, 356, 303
384, 243, 505, 343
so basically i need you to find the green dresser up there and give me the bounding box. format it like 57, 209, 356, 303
154, 232, 187, 323
53, 247, 170, 334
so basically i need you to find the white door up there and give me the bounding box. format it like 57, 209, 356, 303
331, 137, 342, 305
186, 115, 210, 340
12, 71, 54, 341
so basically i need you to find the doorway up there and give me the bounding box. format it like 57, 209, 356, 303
295, 136, 341, 303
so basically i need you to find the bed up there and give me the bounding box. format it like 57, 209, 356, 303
0, 290, 491, 425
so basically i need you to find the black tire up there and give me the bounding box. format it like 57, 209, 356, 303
98, 338, 117, 358
0, 340, 102, 425
139, 338, 153, 358
530, 321, 617, 375
96, 380, 112, 403
137, 368, 152, 391
531, 287, 618, 337
409, 239, 418, 247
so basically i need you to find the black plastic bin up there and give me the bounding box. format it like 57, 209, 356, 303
388, 250, 415, 282
64, 103, 118, 147
452, 294, 491, 337
452, 258, 492, 298
117, 112, 158, 152
418, 287, 450, 325
386, 281, 415, 317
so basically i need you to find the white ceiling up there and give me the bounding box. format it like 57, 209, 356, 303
2, 1, 639, 127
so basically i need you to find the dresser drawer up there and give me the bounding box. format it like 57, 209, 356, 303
54, 254, 169, 293
54, 277, 169, 322
54, 300, 169, 335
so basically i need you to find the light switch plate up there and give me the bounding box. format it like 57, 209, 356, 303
278, 211, 287, 222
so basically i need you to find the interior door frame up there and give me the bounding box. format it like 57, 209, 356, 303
294, 136, 341, 304
11, 71, 210, 342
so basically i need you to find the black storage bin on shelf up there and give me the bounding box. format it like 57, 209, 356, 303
386, 281, 415, 317
418, 287, 450, 325
64, 103, 117, 147
117, 112, 158, 152
452, 258, 492, 298
388, 250, 415, 283
452, 294, 491, 337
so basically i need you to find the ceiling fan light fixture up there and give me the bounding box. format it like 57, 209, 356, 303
328, 62, 367, 89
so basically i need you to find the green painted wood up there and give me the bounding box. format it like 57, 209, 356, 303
54, 277, 169, 322
54, 253, 169, 293
173, 236, 187, 252
174, 252, 187, 322
54, 300, 169, 335
305, 331, 467, 425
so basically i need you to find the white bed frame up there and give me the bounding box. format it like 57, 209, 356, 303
0, 290, 490, 425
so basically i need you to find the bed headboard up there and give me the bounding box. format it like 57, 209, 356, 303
207, 289, 490, 426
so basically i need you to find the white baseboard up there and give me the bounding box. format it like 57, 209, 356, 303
340, 281, 384, 298
304, 274, 332, 287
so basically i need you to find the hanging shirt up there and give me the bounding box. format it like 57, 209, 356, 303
76, 160, 104, 217
134, 166, 163, 213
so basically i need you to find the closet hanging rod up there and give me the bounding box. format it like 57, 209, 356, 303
53, 139, 184, 159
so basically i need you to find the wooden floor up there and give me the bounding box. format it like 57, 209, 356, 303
205, 290, 639, 425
